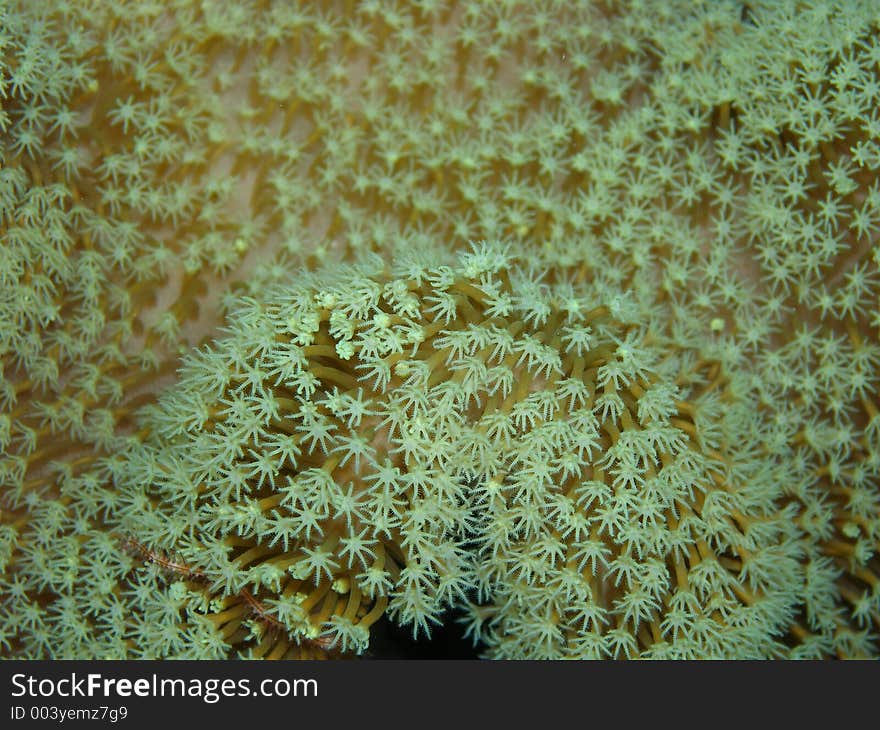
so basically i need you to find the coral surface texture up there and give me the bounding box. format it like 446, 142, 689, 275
2, 0, 880, 659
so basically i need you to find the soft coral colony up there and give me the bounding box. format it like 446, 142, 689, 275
122, 244, 803, 659
0, 0, 878, 659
